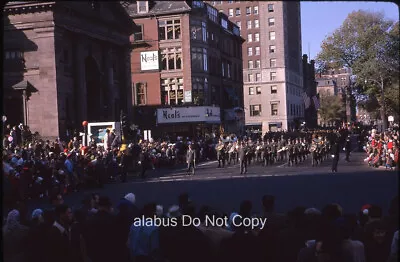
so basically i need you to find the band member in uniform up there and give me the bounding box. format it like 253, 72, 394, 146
263, 141, 271, 166
345, 135, 351, 162
119, 148, 129, 182
228, 142, 237, 165
331, 139, 341, 173
287, 140, 295, 166
186, 144, 196, 176
270, 139, 277, 165
238, 141, 248, 174
216, 140, 226, 168
310, 139, 318, 167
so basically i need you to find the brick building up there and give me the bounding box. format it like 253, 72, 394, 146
124, 1, 245, 139
3, 2, 135, 140
316, 67, 356, 123
208, 1, 304, 133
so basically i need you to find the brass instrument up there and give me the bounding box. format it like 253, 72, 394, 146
216, 143, 225, 151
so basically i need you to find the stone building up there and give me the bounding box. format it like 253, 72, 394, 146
124, 1, 245, 138
3, 2, 135, 140
302, 54, 317, 128
208, 1, 304, 132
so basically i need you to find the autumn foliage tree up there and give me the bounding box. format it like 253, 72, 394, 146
318, 92, 346, 126
316, 11, 399, 128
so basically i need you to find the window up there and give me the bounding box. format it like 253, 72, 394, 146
137, 1, 148, 13
191, 23, 202, 40
248, 74, 254, 82
161, 47, 182, 71
235, 7, 241, 16
247, 33, 252, 42
229, 9, 233, 17
270, 72, 277, 81
271, 85, 277, 94
268, 17, 275, 26
271, 103, 278, 115
133, 24, 143, 41
254, 33, 259, 42
191, 47, 205, 71
227, 62, 231, 78
256, 86, 261, 94
203, 48, 208, 71
161, 78, 184, 105
228, 0, 233, 3
270, 58, 276, 67
255, 46, 260, 55
192, 78, 206, 105
246, 6, 251, 15
249, 87, 255, 95
254, 6, 259, 14
202, 22, 207, 42
269, 31, 276, 40
255, 60, 260, 68
248, 60, 253, 69
269, 45, 276, 53
247, 47, 253, 56
159, 20, 181, 40
5, 50, 24, 60
247, 20, 252, 29
136, 82, 147, 105
256, 73, 261, 82
254, 19, 259, 28
268, 4, 274, 12
236, 21, 241, 30
250, 105, 261, 116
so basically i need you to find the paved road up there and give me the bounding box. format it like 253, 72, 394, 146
22, 151, 398, 218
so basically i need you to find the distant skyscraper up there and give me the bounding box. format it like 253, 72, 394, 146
208, 1, 304, 132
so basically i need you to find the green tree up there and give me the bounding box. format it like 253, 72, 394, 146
316, 10, 399, 129
318, 93, 346, 126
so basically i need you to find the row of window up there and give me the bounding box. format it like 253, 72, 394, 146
5, 51, 24, 59
247, 45, 275, 56
249, 85, 278, 96
236, 18, 275, 30
289, 104, 304, 117
248, 58, 277, 69
247, 72, 277, 82
247, 33, 260, 42
228, 6, 259, 17
250, 103, 278, 117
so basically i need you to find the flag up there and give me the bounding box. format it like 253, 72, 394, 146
302, 92, 311, 109
312, 96, 320, 110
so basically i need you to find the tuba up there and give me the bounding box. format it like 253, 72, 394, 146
217, 143, 225, 151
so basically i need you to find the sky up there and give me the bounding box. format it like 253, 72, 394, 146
301, 1, 399, 60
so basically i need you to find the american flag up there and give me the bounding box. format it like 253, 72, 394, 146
302, 92, 311, 109
312, 96, 320, 110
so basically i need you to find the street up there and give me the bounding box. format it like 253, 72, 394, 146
25, 152, 398, 216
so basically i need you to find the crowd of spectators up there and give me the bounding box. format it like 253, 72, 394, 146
362, 129, 399, 170
2, 191, 398, 262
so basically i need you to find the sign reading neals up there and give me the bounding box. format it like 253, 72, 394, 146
157, 106, 220, 124
140, 51, 159, 70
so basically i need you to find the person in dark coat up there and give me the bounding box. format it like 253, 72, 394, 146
331, 139, 341, 173
186, 144, 196, 176
119, 149, 129, 182
238, 141, 248, 174
139, 150, 150, 178
345, 135, 352, 162
26, 209, 48, 262
83, 196, 119, 262
45, 204, 74, 262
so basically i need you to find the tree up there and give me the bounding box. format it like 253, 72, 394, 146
318, 93, 346, 126
316, 10, 399, 129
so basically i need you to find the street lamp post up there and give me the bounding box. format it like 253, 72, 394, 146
365, 78, 387, 131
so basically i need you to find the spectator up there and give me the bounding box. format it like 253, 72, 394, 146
3, 209, 29, 262
46, 204, 74, 262
364, 220, 392, 262
26, 209, 47, 262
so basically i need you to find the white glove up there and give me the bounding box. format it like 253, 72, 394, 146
138, 161, 141, 164
331, 155, 335, 158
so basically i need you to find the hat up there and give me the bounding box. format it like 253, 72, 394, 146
167, 205, 182, 218
361, 204, 372, 215
124, 193, 136, 205
31, 209, 43, 220
156, 205, 163, 216
304, 208, 322, 216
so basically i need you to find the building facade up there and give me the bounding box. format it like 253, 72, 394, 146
124, 1, 245, 139
3, 2, 134, 140
302, 54, 317, 128
208, 1, 304, 132
316, 67, 356, 123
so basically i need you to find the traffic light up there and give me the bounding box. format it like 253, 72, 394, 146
120, 111, 128, 129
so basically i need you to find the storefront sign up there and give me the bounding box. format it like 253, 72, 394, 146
157, 106, 220, 124
140, 51, 159, 70
184, 91, 192, 102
